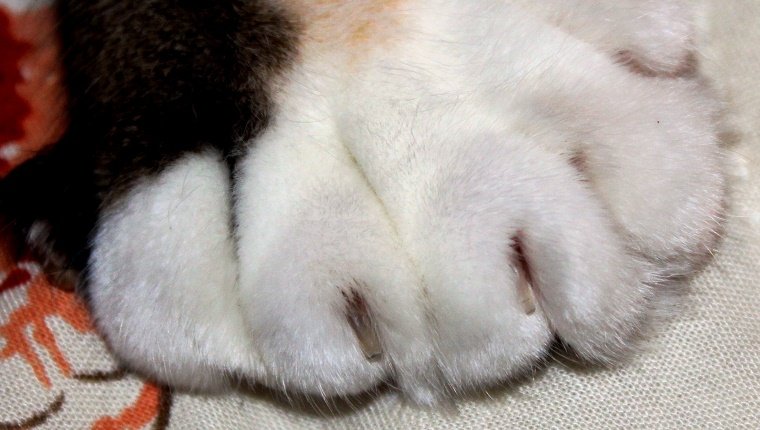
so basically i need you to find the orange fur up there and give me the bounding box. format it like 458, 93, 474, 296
282, 0, 405, 54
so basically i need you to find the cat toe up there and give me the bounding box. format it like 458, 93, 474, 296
88, 150, 260, 391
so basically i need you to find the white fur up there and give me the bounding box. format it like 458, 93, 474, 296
89, 150, 261, 390
510, 0, 696, 73
87, 0, 725, 403
233, 86, 436, 399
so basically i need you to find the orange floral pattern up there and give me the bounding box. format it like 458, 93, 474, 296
0, 264, 91, 387
0, 262, 171, 429
92, 385, 170, 430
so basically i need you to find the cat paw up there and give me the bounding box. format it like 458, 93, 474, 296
338, 98, 724, 399
83, 2, 725, 405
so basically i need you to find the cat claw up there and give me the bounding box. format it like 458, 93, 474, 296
343, 287, 383, 361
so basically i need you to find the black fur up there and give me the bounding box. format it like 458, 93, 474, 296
0, 0, 298, 284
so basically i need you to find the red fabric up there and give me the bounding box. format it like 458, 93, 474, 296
0, 8, 32, 146
0, 4, 66, 178
1, 5, 168, 428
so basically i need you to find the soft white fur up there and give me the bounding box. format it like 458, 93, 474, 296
89, 151, 262, 390
87, 0, 725, 404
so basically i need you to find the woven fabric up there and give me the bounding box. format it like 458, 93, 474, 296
1, 0, 759, 428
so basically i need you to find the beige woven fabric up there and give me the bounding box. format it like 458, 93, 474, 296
1, 1, 758, 428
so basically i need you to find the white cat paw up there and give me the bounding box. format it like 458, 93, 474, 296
85, 1, 725, 405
